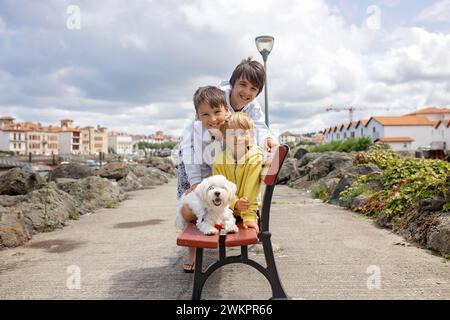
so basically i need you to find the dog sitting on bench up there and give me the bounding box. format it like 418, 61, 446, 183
175, 175, 239, 235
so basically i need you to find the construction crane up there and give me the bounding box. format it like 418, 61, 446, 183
326, 106, 356, 123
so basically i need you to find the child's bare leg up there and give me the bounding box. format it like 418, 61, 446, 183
181, 204, 196, 222
181, 204, 197, 270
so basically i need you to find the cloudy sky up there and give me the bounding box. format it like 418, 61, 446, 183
0, 0, 449, 137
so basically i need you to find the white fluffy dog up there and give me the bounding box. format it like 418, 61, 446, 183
175, 175, 239, 235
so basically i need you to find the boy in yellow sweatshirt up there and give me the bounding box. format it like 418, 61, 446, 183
213, 113, 263, 233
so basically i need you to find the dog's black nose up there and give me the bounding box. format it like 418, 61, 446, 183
214, 191, 221, 197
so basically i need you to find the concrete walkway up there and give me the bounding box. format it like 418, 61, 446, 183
0, 179, 449, 299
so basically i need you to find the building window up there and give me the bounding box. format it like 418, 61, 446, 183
361, 128, 363, 136
14, 143, 16, 149
372, 127, 376, 133
351, 132, 355, 138
344, 133, 347, 139
403, 143, 407, 148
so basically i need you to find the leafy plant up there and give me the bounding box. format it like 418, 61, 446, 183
312, 184, 329, 201
310, 137, 373, 153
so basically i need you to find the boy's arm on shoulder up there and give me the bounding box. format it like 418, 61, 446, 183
180, 119, 203, 185
247, 99, 277, 147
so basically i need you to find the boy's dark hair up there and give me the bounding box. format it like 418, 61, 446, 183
229, 57, 266, 95
193, 86, 227, 112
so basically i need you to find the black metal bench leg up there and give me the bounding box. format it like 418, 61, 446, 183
260, 231, 288, 299
192, 247, 204, 300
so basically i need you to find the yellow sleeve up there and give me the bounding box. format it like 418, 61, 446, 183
240, 153, 263, 223
213, 152, 238, 211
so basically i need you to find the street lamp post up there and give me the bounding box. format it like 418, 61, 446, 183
255, 35, 274, 127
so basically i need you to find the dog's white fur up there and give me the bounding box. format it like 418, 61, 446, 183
175, 175, 239, 235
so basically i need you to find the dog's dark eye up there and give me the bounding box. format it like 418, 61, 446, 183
207, 186, 214, 191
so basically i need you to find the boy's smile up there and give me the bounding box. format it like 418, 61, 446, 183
196, 101, 229, 130
230, 76, 259, 111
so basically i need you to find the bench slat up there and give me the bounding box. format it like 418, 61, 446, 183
176, 223, 219, 249
225, 222, 258, 247
176, 222, 259, 249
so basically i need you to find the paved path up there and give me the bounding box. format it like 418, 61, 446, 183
0, 179, 449, 299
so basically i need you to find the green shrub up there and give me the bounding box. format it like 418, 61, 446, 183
350, 146, 450, 221
310, 137, 373, 153
312, 184, 329, 201
339, 178, 371, 208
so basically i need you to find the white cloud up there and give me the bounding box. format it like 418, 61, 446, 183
1, 0, 450, 136
416, 0, 450, 22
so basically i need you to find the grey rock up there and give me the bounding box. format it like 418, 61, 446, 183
427, 214, 450, 255
0, 206, 31, 248
96, 162, 129, 181
50, 163, 92, 180
329, 175, 356, 205
0, 168, 46, 195
420, 197, 445, 212
351, 194, 370, 209
57, 176, 125, 212
293, 148, 309, 160
277, 158, 300, 184
19, 182, 81, 234
118, 172, 143, 192
143, 157, 176, 176
308, 152, 354, 181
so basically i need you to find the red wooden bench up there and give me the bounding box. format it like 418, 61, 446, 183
176, 144, 289, 300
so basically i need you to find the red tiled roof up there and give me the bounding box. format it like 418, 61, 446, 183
405, 107, 450, 115
376, 137, 415, 143
368, 116, 433, 126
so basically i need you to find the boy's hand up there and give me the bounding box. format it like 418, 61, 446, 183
184, 183, 199, 195
235, 197, 249, 211
243, 221, 260, 234
265, 138, 279, 153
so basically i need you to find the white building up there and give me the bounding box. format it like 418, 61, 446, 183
374, 137, 414, 151
58, 119, 81, 155
279, 131, 300, 144
108, 134, 133, 155
405, 107, 450, 122
364, 116, 433, 150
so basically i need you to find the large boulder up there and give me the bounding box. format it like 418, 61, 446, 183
118, 172, 144, 192
18, 182, 81, 234
351, 194, 370, 210
427, 214, 450, 255
326, 164, 381, 180
277, 158, 300, 184
0, 201, 31, 248
0, 168, 46, 195
420, 197, 445, 212
329, 174, 356, 205
296, 153, 322, 171
50, 163, 92, 179
96, 162, 129, 181
293, 148, 309, 160
57, 176, 125, 212
141, 167, 169, 186
306, 152, 354, 181
128, 165, 148, 178
143, 157, 176, 176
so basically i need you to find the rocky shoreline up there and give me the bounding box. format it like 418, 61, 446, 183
0, 157, 175, 249
279, 150, 450, 258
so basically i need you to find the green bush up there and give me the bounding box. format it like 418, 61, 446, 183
312, 184, 329, 201
310, 137, 373, 153
350, 146, 450, 221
